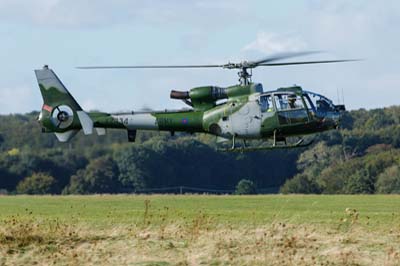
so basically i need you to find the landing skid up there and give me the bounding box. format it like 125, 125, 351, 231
218, 137, 314, 152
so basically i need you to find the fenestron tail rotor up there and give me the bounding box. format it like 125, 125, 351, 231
51, 105, 74, 129
77, 51, 361, 85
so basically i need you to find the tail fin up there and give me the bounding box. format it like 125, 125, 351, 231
35, 65, 82, 111
35, 65, 94, 142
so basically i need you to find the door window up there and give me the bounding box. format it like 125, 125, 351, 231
260, 95, 273, 112
273, 93, 309, 124
274, 94, 305, 110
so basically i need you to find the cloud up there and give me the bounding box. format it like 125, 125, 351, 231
0, 0, 249, 28
81, 99, 97, 111
365, 73, 400, 92
243, 32, 308, 54
194, 0, 249, 13
0, 86, 36, 114
0, 0, 128, 28
305, 1, 400, 50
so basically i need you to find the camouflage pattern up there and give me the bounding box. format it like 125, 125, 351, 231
35, 66, 344, 145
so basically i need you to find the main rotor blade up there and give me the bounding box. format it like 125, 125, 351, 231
258, 59, 361, 67
250, 51, 323, 66
77, 65, 223, 69
76, 53, 360, 70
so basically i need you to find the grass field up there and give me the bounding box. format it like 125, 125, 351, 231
0, 195, 399, 265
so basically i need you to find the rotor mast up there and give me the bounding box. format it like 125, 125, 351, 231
238, 67, 252, 85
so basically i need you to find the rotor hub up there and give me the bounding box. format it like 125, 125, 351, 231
57, 111, 69, 122
50, 105, 74, 129
238, 67, 252, 85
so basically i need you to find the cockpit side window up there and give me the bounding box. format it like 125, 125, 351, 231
304, 91, 335, 114
260, 94, 273, 112
274, 93, 305, 111
274, 93, 309, 125
303, 94, 317, 113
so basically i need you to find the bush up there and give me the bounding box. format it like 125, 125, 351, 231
280, 174, 321, 194
235, 179, 256, 195
376, 165, 400, 193
343, 169, 375, 194
16, 173, 56, 194
64, 156, 120, 194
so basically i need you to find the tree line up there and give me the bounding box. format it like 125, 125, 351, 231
1, 106, 400, 194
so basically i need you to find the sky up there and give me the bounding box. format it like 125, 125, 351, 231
0, 0, 399, 114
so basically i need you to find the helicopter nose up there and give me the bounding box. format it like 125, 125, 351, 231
334, 104, 346, 112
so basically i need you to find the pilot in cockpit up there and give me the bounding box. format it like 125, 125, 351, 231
260, 96, 273, 112
288, 95, 297, 109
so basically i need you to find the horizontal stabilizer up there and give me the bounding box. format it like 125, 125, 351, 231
55, 130, 79, 142
95, 127, 106, 136
77, 111, 93, 135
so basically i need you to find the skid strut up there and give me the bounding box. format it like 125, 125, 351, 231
218, 137, 314, 152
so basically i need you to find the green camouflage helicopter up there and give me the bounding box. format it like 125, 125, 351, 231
36, 51, 355, 152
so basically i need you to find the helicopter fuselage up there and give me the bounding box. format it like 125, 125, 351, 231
66, 84, 344, 142
36, 67, 345, 148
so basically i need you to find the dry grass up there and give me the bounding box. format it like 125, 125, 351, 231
0, 195, 399, 265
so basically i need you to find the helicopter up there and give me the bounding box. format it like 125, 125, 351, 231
35, 51, 356, 152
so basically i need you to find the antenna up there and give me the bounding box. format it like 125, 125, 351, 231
337, 88, 340, 104
341, 88, 345, 105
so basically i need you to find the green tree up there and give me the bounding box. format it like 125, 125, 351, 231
0, 133, 4, 147
376, 165, 400, 194
296, 142, 343, 174
343, 169, 374, 194
114, 146, 158, 191
64, 169, 89, 194
280, 174, 321, 194
235, 179, 257, 195
16, 173, 56, 194
365, 109, 395, 131
64, 156, 120, 194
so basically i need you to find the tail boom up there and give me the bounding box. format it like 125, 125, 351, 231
35, 66, 205, 142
